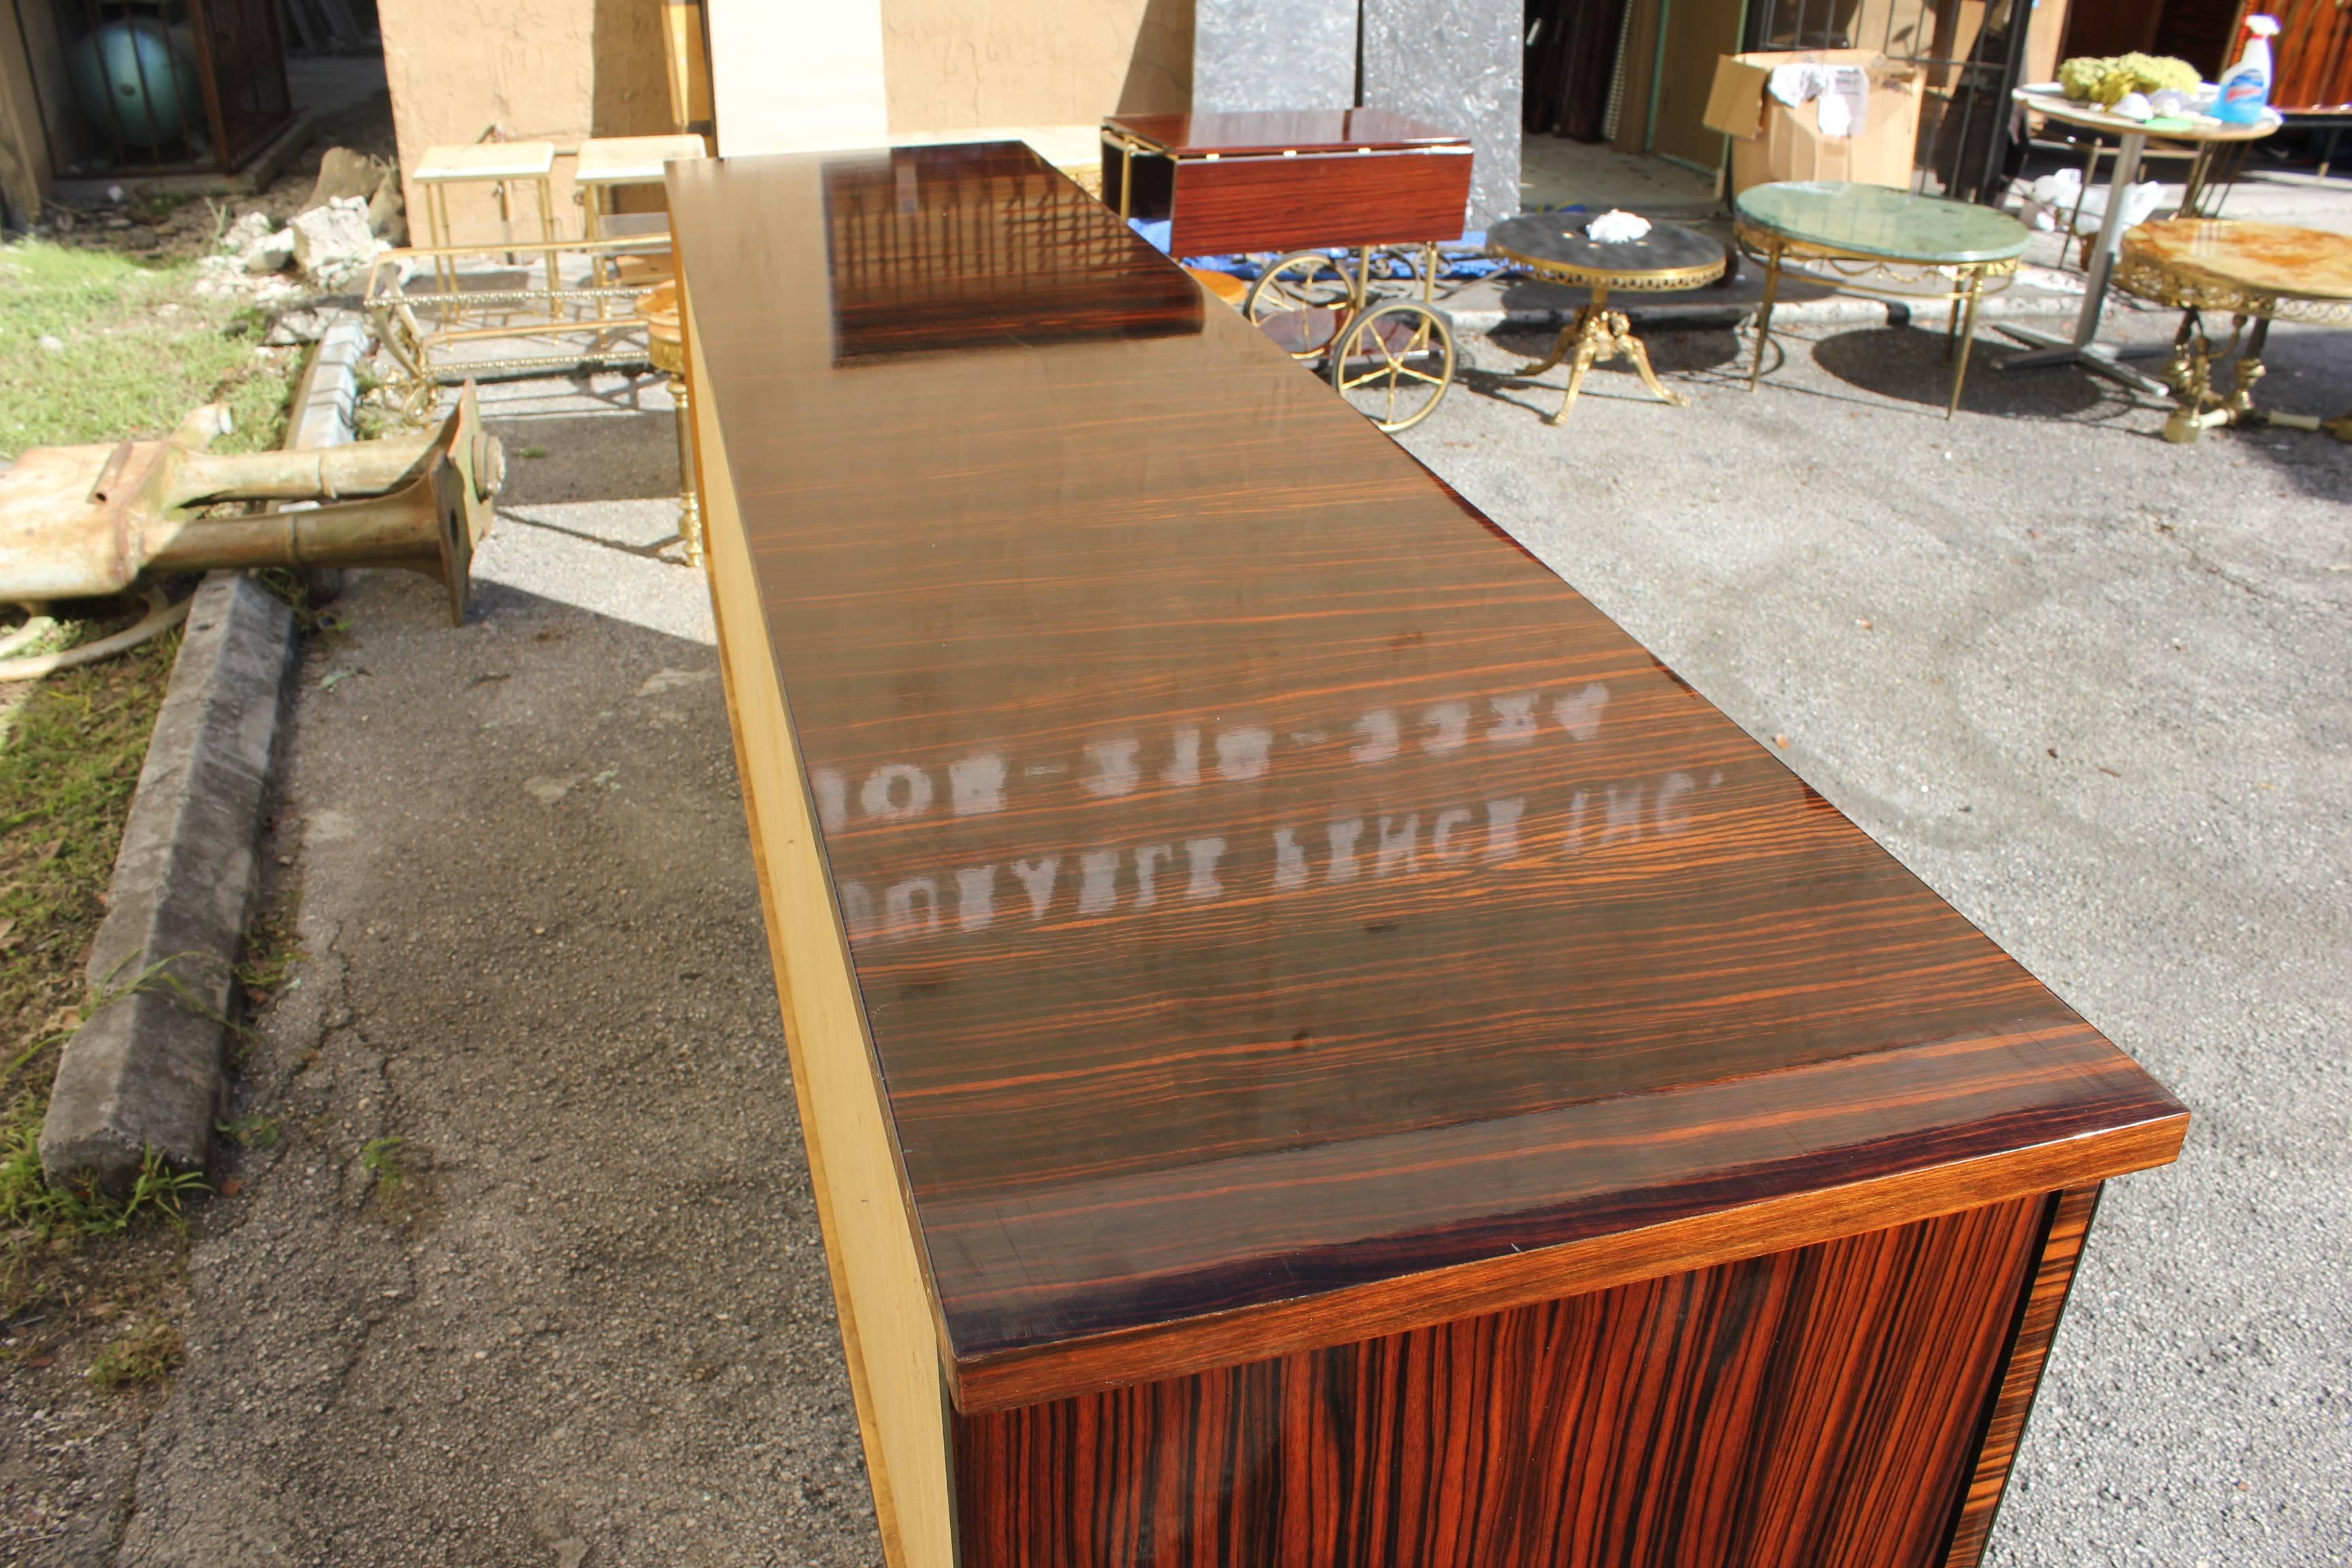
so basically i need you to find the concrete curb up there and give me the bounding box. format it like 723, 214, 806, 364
37, 316, 361, 1192
39, 576, 297, 1188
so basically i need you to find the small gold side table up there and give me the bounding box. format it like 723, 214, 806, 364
1486, 213, 1727, 423
412, 140, 561, 303
638, 280, 703, 564
2110, 219, 2352, 445
576, 134, 707, 255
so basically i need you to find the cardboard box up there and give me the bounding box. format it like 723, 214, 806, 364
1703, 49, 1923, 199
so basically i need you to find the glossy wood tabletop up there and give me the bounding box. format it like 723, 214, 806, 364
1102, 110, 1470, 157
668, 143, 2185, 1413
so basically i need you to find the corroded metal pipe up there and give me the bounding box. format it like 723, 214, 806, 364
0, 386, 502, 625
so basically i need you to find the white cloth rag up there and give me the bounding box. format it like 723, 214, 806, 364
1587, 210, 1652, 243
1767, 63, 1870, 137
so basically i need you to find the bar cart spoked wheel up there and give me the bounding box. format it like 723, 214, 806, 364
1244, 244, 1458, 431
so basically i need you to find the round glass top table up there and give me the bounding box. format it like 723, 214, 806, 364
1733, 181, 2031, 419
2001, 87, 2281, 388
1486, 212, 1727, 423
2110, 218, 2352, 444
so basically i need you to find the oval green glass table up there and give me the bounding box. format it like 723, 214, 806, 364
1733, 181, 2031, 419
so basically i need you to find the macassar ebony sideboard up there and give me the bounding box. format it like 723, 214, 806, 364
666, 142, 2187, 1568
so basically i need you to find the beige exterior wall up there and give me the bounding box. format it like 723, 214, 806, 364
880, 0, 1192, 132
379, 0, 671, 244
372, 0, 1194, 218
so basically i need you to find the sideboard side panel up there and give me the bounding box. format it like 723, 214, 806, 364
956, 1196, 2046, 1568
1942, 1183, 2105, 1568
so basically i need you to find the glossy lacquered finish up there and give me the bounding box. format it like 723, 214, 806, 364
1942, 1186, 2102, 1567
825, 148, 1205, 360
1102, 110, 1474, 255
1103, 110, 1471, 157
667, 144, 2185, 1415
958, 1196, 2046, 1568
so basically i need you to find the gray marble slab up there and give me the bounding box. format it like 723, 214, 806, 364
1362, 0, 1522, 228
1192, 0, 1359, 114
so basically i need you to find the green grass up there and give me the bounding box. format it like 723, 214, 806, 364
0, 240, 291, 461
0, 233, 300, 1356
86, 1315, 184, 1390
0, 629, 180, 1036
361, 1135, 405, 1191
216, 1111, 280, 1149
0, 629, 194, 1316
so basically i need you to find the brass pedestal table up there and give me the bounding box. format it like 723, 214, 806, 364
2110, 219, 2352, 444
1735, 181, 2029, 420
1486, 213, 1727, 422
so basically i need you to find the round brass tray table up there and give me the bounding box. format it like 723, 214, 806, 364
1485, 213, 1727, 423
2110, 219, 2352, 444
1733, 182, 2030, 420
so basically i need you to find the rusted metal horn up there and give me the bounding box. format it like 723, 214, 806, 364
0, 384, 502, 626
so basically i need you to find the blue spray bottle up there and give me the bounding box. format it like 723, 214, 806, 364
2214, 14, 2281, 125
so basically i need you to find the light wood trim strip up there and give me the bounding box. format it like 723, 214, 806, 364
685, 278, 956, 1567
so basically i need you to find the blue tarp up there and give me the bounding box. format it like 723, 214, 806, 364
1128, 216, 1532, 281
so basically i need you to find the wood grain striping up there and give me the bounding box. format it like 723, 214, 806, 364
958, 1198, 2046, 1567
1941, 1185, 2104, 1567
687, 257, 956, 1568
668, 140, 2184, 1416
1166, 150, 1473, 256
677, 141, 2183, 1420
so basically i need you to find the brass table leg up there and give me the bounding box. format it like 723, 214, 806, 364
536, 177, 563, 325
2161, 308, 2231, 445
1749, 239, 1784, 393
1515, 286, 1690, 424
1946, 270, 1987, 420
2225, 316, 2270, 424
669, 372, 703, 565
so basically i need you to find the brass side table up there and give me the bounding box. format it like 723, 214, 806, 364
1486, 212, 1727, 423
411, 140, 562, 303
2110, 219, 2352, 444
1734, 181, 2029, 420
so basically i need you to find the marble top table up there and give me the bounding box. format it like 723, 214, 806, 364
1734, 181, 2030, 419
2000, 86, 2282, 389
1735, 180, 2031, 265
2112, 218, 2352, 442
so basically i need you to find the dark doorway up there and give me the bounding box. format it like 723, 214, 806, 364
1525, 0, 1633, 142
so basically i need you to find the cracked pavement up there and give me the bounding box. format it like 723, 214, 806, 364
103, 385, 881, 1567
